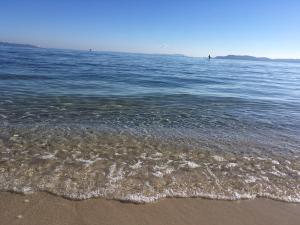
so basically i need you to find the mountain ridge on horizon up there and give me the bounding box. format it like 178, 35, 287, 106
0, 41, 39, 48
1, 41, 300, 63
215, 55, 300, 63
0, 41, 186, 57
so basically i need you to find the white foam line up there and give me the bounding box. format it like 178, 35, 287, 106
129, 160, 143, 169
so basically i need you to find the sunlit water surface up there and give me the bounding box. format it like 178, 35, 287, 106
0, 46, 300, 203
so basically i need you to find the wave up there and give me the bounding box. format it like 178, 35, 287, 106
0, 73, 55, 80
0, 125, 299, 204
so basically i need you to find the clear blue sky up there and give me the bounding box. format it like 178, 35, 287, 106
1, 0, 300, 58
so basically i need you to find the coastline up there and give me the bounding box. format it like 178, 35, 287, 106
1, 192, 299, 225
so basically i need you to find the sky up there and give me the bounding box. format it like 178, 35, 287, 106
0, 0, 300, 58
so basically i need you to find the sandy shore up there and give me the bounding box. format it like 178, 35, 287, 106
0, 192, 299, 225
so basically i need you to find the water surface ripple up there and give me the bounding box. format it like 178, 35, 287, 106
0, 46, 300, 203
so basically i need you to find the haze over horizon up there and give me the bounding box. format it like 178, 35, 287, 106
1, 0, 300, 58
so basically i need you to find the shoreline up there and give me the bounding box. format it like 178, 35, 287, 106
1, 192, 299, 225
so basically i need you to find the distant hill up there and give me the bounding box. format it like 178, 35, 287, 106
0, 41, 39, 48
214, 55, 300, 63
215, 55, 270, 61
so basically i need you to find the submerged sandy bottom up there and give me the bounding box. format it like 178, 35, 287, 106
1, 192, 300, 225
1, 124, 300, 203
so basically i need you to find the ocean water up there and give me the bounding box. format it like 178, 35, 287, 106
0, 45, 300, 203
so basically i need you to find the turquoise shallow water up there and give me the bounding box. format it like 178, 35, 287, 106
0, 45, 299, 203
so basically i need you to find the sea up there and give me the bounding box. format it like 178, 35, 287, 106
0, 45, 299, 203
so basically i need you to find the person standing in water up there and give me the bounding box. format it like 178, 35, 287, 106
208, 54, 211, 60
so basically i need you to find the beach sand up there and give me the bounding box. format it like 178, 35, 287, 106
0, 192, 299, 225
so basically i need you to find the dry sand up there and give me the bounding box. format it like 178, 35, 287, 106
0, 192, 299, 225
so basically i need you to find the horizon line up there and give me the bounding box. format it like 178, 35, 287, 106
1, 40, 300, 60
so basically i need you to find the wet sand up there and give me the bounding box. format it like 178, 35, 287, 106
0, 192, 299, 225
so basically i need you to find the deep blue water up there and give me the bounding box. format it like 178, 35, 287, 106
0, 45, 300, 202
